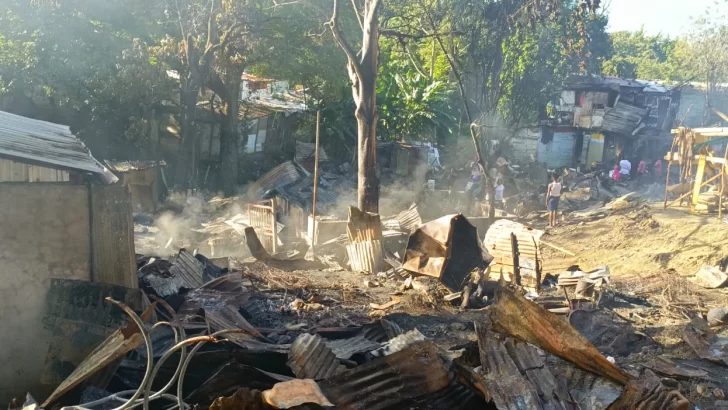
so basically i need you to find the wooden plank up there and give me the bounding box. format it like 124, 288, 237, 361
692, 155, 707, 210
91, 184, 137, 288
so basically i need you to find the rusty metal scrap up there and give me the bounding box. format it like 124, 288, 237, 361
489, 287, 632, 385
402, 214, 492, 291
288, 333, 346, 380
370, 329, 427, 357
476, 320, 576, 410
168, 249, 206, 289
187, 361, 292, 406
359, 319, 403, 343
606, 371, 690, 410
682, 317, 728, 366
317, 341, 453, 410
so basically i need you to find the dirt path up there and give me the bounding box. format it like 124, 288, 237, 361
542, 203, 728, 277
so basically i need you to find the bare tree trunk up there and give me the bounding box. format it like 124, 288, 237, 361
330, 0, 381, 214
220, 72, 241, 196
175, 84, 200, 190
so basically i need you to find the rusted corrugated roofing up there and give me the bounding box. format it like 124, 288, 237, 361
317, 341, 453, 410
0, 110, 117, 183
371, 329, 427, 357
387, 203, 422, 233
247, 161, 301, 200
288, 333, 345, 380
104, 160, 167, 172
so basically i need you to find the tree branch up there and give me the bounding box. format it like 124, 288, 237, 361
350, 0, 364, 30
327, 0, 363, 79
380, 29, 463, 39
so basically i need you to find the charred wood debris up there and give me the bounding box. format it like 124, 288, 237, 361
17, 160, 728, 410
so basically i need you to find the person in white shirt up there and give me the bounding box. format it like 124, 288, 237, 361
619, 158, 631, 177
546, 173, 562, 227
495, 179, 505, 209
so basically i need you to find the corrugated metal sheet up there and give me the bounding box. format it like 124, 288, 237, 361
317, 341, 453, 410
389, 203, 422, 233
601, 101, 648, 136
325, 336, 381, 359
167, 249, 205, 289
413, 381, 485, 410
586, 133, 605, 165
104, 160, 167, 172
0, 110, 117, 183
247, 161, 301, 200
483, 219, 544, 280
0, 158, 70, 182
288, 333, 346, 380
360, 319, 403, 343
295, 141, 329, 162
537, 130, 576, 168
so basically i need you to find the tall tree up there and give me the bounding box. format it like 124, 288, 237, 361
328, 0, 381, 213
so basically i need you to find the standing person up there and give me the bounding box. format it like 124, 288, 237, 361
495, 179, 505, 209
619, 157, 632, 179
637, 159, 647, 185
654, 159, 663, 183
613, 163, 621, 182
546, 173, 562, 228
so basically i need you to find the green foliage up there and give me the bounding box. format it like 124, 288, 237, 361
378, 70, 456, 142
602, 30, 695, 81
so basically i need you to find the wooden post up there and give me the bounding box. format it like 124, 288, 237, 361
664, 137, 676, 209
311, 111, 321, 252
510, 233, 521, 286
271, 199, 278, 254
721, 149, 728, 218
691, 155, 707, 213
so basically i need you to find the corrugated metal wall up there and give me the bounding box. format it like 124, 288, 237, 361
0, 159, 69, 182
537, 131, 576, 168
510, 128, 540, 162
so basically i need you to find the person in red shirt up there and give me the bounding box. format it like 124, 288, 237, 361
654, 159, 663, 183
637, 159, 647, 185
613, 164, 621, 182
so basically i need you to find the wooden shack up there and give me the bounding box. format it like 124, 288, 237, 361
663, 127, 728, 215
105, 160, 167, 212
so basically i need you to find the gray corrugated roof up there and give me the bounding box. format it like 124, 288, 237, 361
0, 110, 117, 183
105, 160, 167, 172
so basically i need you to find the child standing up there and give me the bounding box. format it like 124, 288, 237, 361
546, 173, 562, 228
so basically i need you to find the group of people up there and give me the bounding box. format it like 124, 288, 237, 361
611, 157, 663, 183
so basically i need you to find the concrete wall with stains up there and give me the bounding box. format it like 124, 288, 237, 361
0, 184, 91, 403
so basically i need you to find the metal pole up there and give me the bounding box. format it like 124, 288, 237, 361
311, 111, 321, 254
721, 148, 727, 218
664, 137, 676, 209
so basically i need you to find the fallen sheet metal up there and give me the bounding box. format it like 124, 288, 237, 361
644, 357, 710, 380
402, 214, 493, 291
346, 206, 384, 274
383, 202, 422, 233
682, 317, 728, 366
246, 161, 301, 200
359, 319, 403, 343
489, 287, 631, 385
42, 302, 155, 407
317, 341, 453, 410
41, 279, 149, 390
178, 274, 265, 343
606, 370, 689, 410
554, 361, 622, 410
168, 248, 205, 287
476, 320, 575, 410
186, 361, 292, 405
288, 333, 346, 380
325, 336, 381, 360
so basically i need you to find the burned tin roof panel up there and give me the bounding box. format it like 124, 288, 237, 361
318, 341, 453, 410
601, 101, 648, 136
371, 329, 427, 357
324, 336, 381, 359
360, 319, 404, 343
288, 333, 345, 380
104, 160, 167, 172
167, 249, 205, 290
247, 161, 301, 200
0, 110, 117, 183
